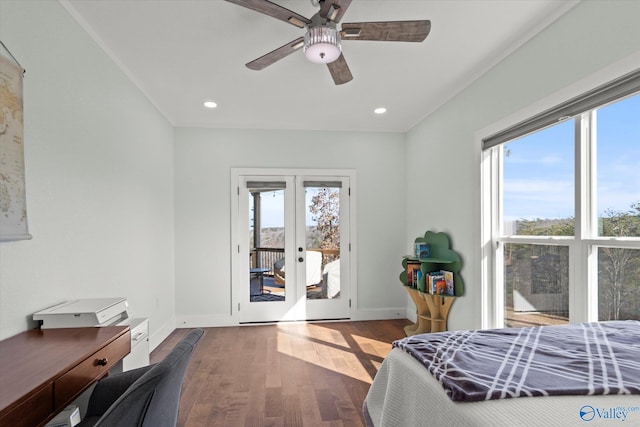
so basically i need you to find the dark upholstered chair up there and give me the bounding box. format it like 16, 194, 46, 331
77, 328, 204, 427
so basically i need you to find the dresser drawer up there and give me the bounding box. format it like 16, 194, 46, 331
54, 330, 130, 409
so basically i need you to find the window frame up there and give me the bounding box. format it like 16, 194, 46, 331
481, 71, 640, 329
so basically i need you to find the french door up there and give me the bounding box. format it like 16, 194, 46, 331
232, 170, 351, 323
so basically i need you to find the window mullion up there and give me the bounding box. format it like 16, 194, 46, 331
494, 147, 505, 328
571, 112, 599, 323
585, 110, 599, 321
487, 147, 504, 328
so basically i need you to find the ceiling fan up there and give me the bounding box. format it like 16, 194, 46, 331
225, 0, 431, 85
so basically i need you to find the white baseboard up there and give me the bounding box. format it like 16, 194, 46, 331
351, 308, 409, 321
170, 309, 412, 330
175, 314, 237, 328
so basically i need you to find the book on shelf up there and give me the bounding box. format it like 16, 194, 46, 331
416, 269, 425, 292
427, 272, 443, 294
407, 262, 421, 288
414, 242, 430, 258
442, 270, 455, 295
425, 270, 455, 295
426, 270, 455, 295
407, 264, 455, 295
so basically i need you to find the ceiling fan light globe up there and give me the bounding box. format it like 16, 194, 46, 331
304, 24, 342, 64
304, 43, 341, 64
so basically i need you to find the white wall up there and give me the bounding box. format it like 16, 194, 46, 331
406, 0, 640, 331
173, 127, 408, 325
0, 0, 176, 347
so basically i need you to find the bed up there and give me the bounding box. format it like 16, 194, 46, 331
364, 320, 640, 427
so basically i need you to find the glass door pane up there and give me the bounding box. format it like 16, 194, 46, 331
249, 188, 286, 302
304, 184, 341, 300
239, 177, 296, 323
298, 178, 350, 320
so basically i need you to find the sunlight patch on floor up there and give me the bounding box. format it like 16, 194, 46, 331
275, 323, 392, 384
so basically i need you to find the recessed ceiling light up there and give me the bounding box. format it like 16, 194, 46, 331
203, 101, 217, 109
374, 107, 387, 114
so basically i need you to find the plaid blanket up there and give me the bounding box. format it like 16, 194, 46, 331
393, 320, 640, 402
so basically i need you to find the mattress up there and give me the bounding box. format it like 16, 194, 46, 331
364, 348, 640, 427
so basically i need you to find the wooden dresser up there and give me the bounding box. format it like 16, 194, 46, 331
0, 326, 130, 427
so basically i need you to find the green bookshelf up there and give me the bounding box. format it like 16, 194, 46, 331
401, 231, 464, 336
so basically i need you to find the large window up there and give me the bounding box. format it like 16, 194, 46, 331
483, 75, 640, 328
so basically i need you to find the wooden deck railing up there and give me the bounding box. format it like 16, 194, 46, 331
251, 247, 284, 273
251, 247, 339, 274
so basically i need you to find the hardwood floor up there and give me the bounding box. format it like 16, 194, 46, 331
150, 320, 411, 426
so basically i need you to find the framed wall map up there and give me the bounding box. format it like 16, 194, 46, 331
0, 41, 30, 241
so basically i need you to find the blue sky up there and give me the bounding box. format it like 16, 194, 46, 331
503, 93, 640, 222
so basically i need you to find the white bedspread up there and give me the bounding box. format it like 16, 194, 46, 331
365, 348, 640, 427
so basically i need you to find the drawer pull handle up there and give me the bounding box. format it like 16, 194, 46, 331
133, 332, 145, 341
96, 358, 108, 366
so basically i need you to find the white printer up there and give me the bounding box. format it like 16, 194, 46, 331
33, 297, 149, 372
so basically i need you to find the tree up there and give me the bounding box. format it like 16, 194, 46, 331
308, 188, 340, 250
598, 203, 640, 320
516, 218, 574, 236
598, 247, 636, 320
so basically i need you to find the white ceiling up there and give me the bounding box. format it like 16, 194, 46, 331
61, 0, 577, 132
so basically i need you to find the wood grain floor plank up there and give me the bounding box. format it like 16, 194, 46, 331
151, 319, 410, 426
281, 392, 304, 427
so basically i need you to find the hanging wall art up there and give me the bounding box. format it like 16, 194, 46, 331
0, 41, 31, 241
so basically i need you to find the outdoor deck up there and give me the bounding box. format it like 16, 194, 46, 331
249, 275, 325, 302
505, 308, 569, 327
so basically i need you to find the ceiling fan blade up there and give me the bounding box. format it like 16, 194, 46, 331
341, 20, 431, 42
319, 0, 352, 23
327, 54, 353, 85
225, 0, 311, 28
246, 37, 305, 70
